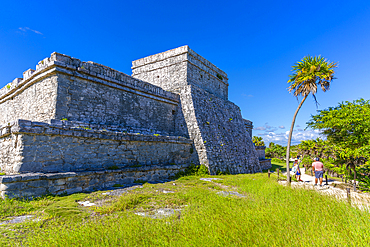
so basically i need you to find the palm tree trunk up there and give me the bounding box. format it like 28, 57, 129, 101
286, 94, 309, 183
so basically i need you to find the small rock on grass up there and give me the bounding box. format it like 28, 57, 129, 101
78, 201, 96, 207
135, 208, 181, 219
0, 215, 35, 225
200, 178, 222, 182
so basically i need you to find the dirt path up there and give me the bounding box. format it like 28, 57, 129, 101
280, 168, 370, 210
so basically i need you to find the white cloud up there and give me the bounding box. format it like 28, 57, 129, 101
259, 129, 323, 146
241, 93, 253, 98
254, 123, 277, 132
278, 125, 285, 129
18, 27, 43, 35
296, 124, 300, 127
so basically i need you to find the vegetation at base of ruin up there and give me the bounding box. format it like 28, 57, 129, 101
113, 184, 124, 188
153, 134, 160, 136
175, 164, 209, 178
129, 164, 142, 168
61, 118, 68, 121
216, 169, 230, 175
106, 165, 119, 170
77, 126, 92, 130
0, 172, 369, 246
133, 179, 147, 184
0, 173, 5, 176
252, 136, 265, 146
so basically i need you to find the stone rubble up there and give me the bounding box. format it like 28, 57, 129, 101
0, 215, 35, 225
135, 208, 181, 219
77, 201, 96, 207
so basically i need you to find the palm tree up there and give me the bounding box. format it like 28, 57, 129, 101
286, 56, 337, 183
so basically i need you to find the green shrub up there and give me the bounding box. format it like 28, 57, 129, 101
300, 156, 313, 166
107, 165, 119, 170
113, 184, 124, 188
216, 169, 231, 175
271, 158, 284, 163
175, 164, 209, 178
133, 179, 147, 184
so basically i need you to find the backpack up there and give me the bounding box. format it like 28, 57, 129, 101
292, 165, 297, 173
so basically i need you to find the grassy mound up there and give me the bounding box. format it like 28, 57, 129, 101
0, 173, 369, 246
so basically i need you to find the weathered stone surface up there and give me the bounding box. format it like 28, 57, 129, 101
0, 164, 190, 198
132, 46, 260, 174
0, 45, 261, 197
255, 146, 272, 170
0, 120, 196, 174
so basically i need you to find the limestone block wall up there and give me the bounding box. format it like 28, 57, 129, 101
0, 52, 184, 136
0, 164, 189, 199
55, 73, 180, 135
131, 51, 189, 92
255, 146, 272, 170
0, 75, 58, 125
178, 85, 260, 174
186, 54, 228, 100
0, 134, 23, 174
255, 146, 266, 160
0, 120, 196, 174
132, 45, 229, 100
243, 119, 253, 138
132, 46, 259, 174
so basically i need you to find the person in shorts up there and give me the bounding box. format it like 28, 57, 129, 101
293, 159, 303, 182
312, 157, 324, 186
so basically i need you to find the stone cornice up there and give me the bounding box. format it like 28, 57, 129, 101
1, 52, 180, 106
0, 119, 192, 144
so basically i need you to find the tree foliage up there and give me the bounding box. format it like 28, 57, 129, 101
307, 99, 370, 160
252, 136, 265, 146
297, 138, 336, 160
307, 99, 370, 188
266, 142, 286, 159
288, 55, 337, 101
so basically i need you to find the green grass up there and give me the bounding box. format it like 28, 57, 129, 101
0, 173, 369, 246
268, 160, 293, 173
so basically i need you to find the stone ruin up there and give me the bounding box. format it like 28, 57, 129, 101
0, 45, 270, 198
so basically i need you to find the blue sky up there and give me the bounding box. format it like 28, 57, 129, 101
1, 0, 370, 146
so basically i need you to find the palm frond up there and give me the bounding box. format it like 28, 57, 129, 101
288, 55, 337, 101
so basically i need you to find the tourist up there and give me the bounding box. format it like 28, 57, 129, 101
293, 159, 303, 182
312, 157, 324, 186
